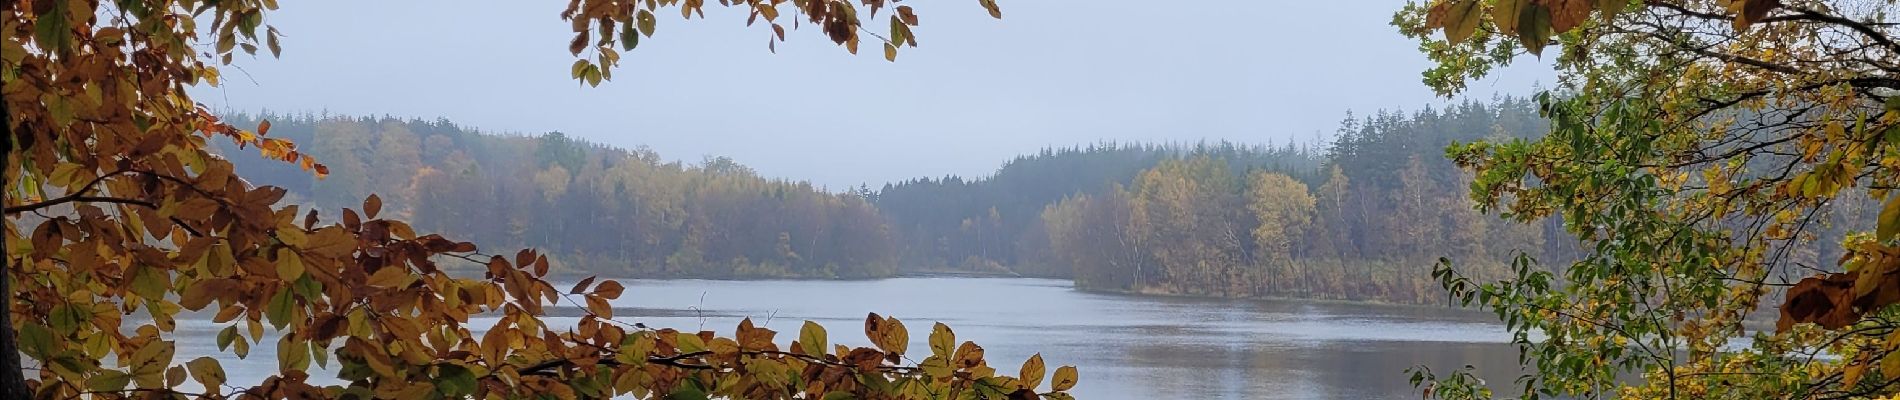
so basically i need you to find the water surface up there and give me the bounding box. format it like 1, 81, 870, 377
173, 277, 1524, 399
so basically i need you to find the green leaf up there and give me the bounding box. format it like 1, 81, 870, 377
637, 10, 657, 36
86, 370, 132, 392
311, 340, 329, 369
620, 20, 640, 50
799, 321, 828, 356
889, 16, 907, 47
266, 289, 294, 330
1516, 3, 1553, 56
50, 304, 88, 335
32, 0, 73, 56
216, 325, 238, 350
437, 364, 478, 397
130, 266, 168, 301
18, 323, 54, 359
666, 384, 709, 400
1879, 194, 1900, 241
278, 336, 309, 372
571, 59, 590, 79
675, 331, 708, 353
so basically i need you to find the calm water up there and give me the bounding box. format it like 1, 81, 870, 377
170, 277, 1525, 399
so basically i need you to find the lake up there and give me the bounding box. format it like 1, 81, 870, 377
171, 277, 1525, 399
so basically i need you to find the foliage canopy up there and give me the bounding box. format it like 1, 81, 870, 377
1399, 0, 1900, 398
1, 0, 1074, 399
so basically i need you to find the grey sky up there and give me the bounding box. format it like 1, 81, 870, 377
199, 0, 1551, 190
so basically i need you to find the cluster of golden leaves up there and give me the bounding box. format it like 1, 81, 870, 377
5, 0, 1076, 399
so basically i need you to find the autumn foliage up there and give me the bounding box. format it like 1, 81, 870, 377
3, 0, 1076, 399
1401, 0, 1900, 398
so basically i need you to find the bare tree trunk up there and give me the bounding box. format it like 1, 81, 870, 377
2, 98, 30, 400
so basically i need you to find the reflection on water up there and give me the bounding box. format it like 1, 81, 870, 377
170, 277, 1524, 399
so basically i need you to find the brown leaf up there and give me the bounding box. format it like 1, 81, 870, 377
180, 279, 237, 310
864, 312, 883, 343
1779, 273, 1860, 331
897, 5, 918, 25
953, 341, 984, 368
363, 194, 382, 219
569, 31, 589, 55
1425, 0, 1452, 29
1538, 0, 1592, 32
593, 280, 625, 299
1735, 0, 1780, 30
585, 295, 613, 318
843, 347, 885, 371
570, 276, 598, 294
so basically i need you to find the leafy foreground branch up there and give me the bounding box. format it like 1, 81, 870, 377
2, 0, 1073, 398
1398, 0, 1900, 399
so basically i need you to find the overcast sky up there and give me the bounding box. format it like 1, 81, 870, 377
197, 0, 1552, 190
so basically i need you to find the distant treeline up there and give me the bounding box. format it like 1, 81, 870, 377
876, 98, 1580, 303
217, 114, 896, 279
215, 98, 1622, 303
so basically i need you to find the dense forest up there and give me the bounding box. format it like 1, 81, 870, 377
216, 113, 898, 279
223, 98, 1874, 303
877, 98, 1583, 303
211, 98, 1886, 305
213, 99, 1580, 303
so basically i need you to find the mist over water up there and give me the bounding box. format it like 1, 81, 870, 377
173, 277, 1522, 399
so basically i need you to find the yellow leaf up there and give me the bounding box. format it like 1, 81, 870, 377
952, 341, 984, 368
1020, 353, 1045, 390
882, 317, 908, 355
304, 226, 356, 258
276, 226, 307, 247
366, 267, 410, 288
1443, 0, 1483, 44
276, 248, 305, 280
1883, 351, 1900, 380
799, 321, 828, 356
930, 323, 954, 358
1847, 361, 1868, 387
186, 357, 226, 389
1491, 0, 1527, 35
1052, 365, 1079, 391
165, 365, 186, 387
